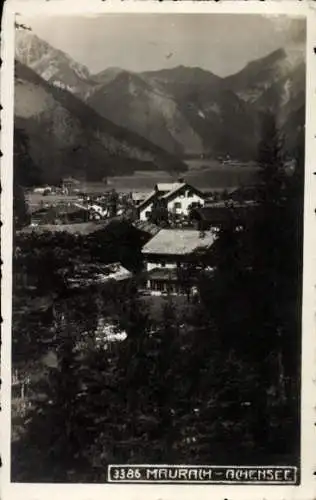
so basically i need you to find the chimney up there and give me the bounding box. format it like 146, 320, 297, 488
178, 177, 185, 183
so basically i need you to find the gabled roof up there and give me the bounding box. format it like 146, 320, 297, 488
62, 177, 81, 184
161, 183, 186, 199
138, 182, 205, 211
138, 190, 158, 211
161, 182, 205, 201
142, 229, 216, 256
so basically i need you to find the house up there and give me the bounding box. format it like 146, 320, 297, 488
190, 200, 258, 231
30, 203, 90, 226
19, 220, 112, 236
64, 262, 132, 290
33, 186, 53, 195
138, 181, 206, 222
132, 192, 147, 206
88, 203, 108, 219
62, 177, 81, 195
142, 229, 216, 295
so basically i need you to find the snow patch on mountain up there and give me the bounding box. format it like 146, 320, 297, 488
41, 65, 59, 81
281, 79, 292, 106
52, 80, 76, 93
69, 60, 90, 80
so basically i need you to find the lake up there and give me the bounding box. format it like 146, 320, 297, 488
107, 159, 259, 193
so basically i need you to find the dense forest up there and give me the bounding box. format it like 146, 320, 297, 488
11, 114, 304, 482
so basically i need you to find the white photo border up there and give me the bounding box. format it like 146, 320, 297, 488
1, 1, 315, 499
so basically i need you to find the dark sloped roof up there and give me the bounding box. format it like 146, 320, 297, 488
62, 177, 81, 184
132, 220, 161, 237
65, 262, 132, 288
138, 190, 158, 210
194, 202, 258, 224
19, 221, 111, 236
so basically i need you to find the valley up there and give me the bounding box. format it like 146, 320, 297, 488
11, 15, 305, 481
14, 29, 305, 186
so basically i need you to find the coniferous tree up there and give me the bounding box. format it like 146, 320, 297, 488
108, 189, 118, 217
13, 127, 43, 229
249, 113, 289, 380
148, 197, 169, 227
12, 301, 89, 481
193, 112, 303, 460
243, 112, 302, 453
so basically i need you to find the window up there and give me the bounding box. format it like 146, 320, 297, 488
190, 202, 201, 210
145, 210, 151, 219
174, 202, 181, 209
151, 280, 164, 291
187, 191, 193, 198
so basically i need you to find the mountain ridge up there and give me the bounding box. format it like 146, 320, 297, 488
15, 30, 305, 163
15, 29, 94, 94
14, 60, 187, 184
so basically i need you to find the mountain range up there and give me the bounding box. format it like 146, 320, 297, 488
15, 29, 305, 183
15, 58, 186, 184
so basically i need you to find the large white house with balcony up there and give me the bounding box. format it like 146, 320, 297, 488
142, 229, 216, 295
137, 181, 206, 222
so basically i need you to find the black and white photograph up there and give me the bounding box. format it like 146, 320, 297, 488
1, 2, 315, 497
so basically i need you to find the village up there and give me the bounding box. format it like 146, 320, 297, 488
12, 174, 260, 448
20, 177, 257, 298
9, 9, 305, 482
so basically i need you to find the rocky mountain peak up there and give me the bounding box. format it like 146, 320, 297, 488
15, 29, 91, 90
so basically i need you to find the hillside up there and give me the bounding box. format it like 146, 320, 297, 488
15, 31, 305, 161
15, 29, 97, 96
225, 45, 305, 119
87, 53, 305, 159
142, 65, 221, 96
14, 61, 187, 184
87, 68, 204, 156
224, 45, 305, 155
87, 65, 258, 159
224, 46, 305, 103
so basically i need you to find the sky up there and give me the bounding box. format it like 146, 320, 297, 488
21, 14, 305, 76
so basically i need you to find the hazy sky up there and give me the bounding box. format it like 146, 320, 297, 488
22, 14, 305, 76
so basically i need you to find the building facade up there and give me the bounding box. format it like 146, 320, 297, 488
142, 229, 215, 295
138, 182, 205, 222
190, 200, 258, 231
